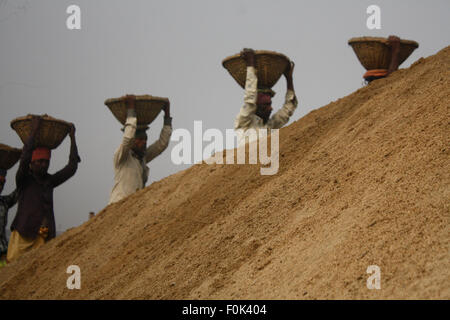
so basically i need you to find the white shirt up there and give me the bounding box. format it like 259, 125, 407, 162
109, 111, 172, 204
234, 66, 298, 146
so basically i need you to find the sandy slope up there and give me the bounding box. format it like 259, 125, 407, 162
0, 46, 448, 299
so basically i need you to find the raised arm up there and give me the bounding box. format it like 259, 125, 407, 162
267, 61, 298, 129
387, 35, 401, 75
51, 123, 81, 188
16, 115, 41, 188
234, 48, 258, 130
145, 102, 172, 163
114, 95, 137, 166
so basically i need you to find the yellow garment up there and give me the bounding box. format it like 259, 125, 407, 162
6, 230, 46, 263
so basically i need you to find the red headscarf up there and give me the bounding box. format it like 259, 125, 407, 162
257, 92, 272, 104
31, 147, 51, 162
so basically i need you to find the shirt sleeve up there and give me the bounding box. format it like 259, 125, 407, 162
114, 109, 137, 167
145, 124, 172, 163
16, 131, 35, 189
50, 135, 81, 188
266, 89, 298, 129
234, 66, 258, 130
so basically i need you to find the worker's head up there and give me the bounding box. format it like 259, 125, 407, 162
30, 147, 51, 177
363, 69, 388, 84
256, 91, 274, 123
133, 129, 148, 157
0, 170, 6, 194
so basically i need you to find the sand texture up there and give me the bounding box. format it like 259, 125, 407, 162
0, 47, 449, 299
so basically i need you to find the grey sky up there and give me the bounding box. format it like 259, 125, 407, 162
1, 0, 449, 231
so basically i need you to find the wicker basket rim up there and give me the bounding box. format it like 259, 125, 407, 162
104, 95, 170, 105
222, 50, 290, 67
10, 114, 72, 129
0, 143, 22, 153
348, 37, 419, 47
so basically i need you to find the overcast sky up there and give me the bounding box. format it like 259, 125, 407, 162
1, 0, 449, 231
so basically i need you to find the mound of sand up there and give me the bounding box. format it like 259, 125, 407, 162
0, 47, 448, 299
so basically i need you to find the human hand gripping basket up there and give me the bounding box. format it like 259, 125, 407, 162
348, 36, 419, 71
0, 144, 22, 170
222, 50, 291, 89
104, 95, 168, 128
10, 114, 72, 150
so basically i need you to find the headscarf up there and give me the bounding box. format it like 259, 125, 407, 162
257, 92, 272, 104
257, 88, 275, 97
31, 147, 51, 162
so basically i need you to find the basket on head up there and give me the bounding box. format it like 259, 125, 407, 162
348, 36, 419, 70
222, 50, 291, 89
0, 144, 22, 170
10, 115, 72, 150
104, 95, 168, 127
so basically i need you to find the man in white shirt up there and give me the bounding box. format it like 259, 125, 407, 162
234, 48, 298, 146
109, 95, 172, 204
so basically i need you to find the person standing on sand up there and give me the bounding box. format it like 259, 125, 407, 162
109, 95, 172, 204
364, 35, 402, 83
7, 116, 80, 263
0, 170, 18, 266
234, 48, 298, 147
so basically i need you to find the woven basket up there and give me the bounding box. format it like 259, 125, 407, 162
104, 95, 167, 127
10, 114, 71, 150
348, 37, 419, 70
222, 50, 291, 89
0, 144, 22, 170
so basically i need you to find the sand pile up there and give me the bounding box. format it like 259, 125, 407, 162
0, 47, 448, 299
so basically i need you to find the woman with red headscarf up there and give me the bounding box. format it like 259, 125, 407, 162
6, 116, 80, 263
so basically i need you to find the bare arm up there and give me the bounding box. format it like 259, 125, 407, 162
285, 61, 295, 91
387, 35, 401, 75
